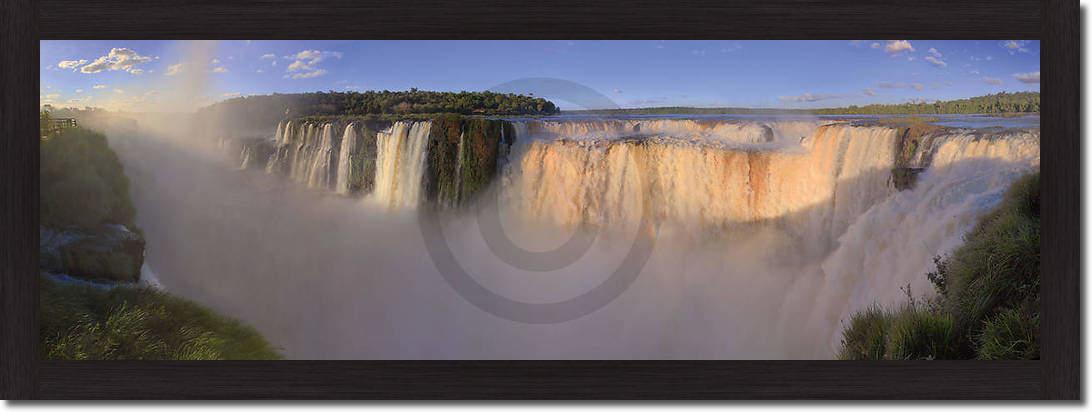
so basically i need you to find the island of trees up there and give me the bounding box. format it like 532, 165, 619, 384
197, 89, 560, 134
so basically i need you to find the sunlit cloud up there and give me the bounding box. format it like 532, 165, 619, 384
286, 69, 327, 79
884, 40, 914, 54
284, 50, 341, 80
80, 48, 154, 74
1002, 40, 1031, 54
57, 59, 87, 70
1013, 70, 1040, 84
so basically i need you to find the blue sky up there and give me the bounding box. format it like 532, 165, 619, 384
40, 40, 1040, 111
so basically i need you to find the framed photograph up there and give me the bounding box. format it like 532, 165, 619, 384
1, 0, 1078, 400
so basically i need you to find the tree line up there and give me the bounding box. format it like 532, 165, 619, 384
813, 92, 1040, 115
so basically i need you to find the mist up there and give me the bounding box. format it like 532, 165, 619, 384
93, 104, 1040, 359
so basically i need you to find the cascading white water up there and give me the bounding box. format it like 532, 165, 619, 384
511, 118, 822, 150
212, 116, 1040, 358
371, 121, 432, 209
335, 122, 359, 195
795, 130, 1041, 352
502, 123, 897, 249
265, 120, 342, 191
496, 120, 1039, 356
305, 123, 338, 189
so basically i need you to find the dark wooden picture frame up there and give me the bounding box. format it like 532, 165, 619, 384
1, 0, 1079, 400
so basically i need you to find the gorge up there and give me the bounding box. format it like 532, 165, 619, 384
115, 113, 1039, 359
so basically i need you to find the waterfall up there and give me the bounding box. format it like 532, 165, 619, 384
184, 115, 1041, 358
371, 121, 432, 209
796, 129, 1041, 352
335, 122, 359, 195
304, 122, 339, 190
501, 123, 898, 248
264, 120, 342, 190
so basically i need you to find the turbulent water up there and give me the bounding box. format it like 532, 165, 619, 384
114, 116, 1040, 359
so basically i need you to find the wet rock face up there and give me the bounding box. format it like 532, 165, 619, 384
41, 224, 145, 282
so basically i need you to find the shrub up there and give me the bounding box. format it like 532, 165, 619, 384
977, 305, 1039, 360
836, 172, 1040, 360
943, 172, 1039, 334
40, 127, 136, 229
886, 306, 960, 360
837, 305, 889, 360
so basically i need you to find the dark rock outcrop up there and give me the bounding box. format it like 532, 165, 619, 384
41, 224, 145, 282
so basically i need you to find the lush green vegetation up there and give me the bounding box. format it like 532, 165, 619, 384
41, 276, 281, 360
40, 125, 136, 230
815, 92, 1039, 115
39, 116, 280, 360
425, 115, 514, 206
199, 89, 559, 132
838, 172, 1039, 360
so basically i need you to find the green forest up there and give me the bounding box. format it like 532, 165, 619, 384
197, 89, 560, 134
813, 92, 1040, 115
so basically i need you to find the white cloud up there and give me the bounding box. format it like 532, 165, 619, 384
778, 92, 842, 103
57, 59, 87, 70
260, 53, 276, 60
114, 89, 125, 94
222, 92, 242, 98
129, 68, 145, 75
211, 66, 228, 73
256, 69, 264, 73
927, 48, 942, 58
210, 58, 221, 64
924, 55, 947, 68
884, 40, 915, 54
1002, 40, 1031, 54
284, 50, 341, 79
287, 69, 327, 79
287, 60, 309, 72
80, 48, 154, 74
912, 83, 924, 91
983, 76, 1003, 86
75, 89, 83, 93
862, 88, 876, 96
1013, 70, 1040, 84
92, 84, 107, 89
870, 42, 881, 49
165, 63, 183, 76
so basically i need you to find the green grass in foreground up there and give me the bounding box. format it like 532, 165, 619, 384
41, 276, 281, 360
838, 171, 1039, 360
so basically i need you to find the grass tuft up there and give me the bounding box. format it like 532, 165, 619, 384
40, 276, 281, 360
